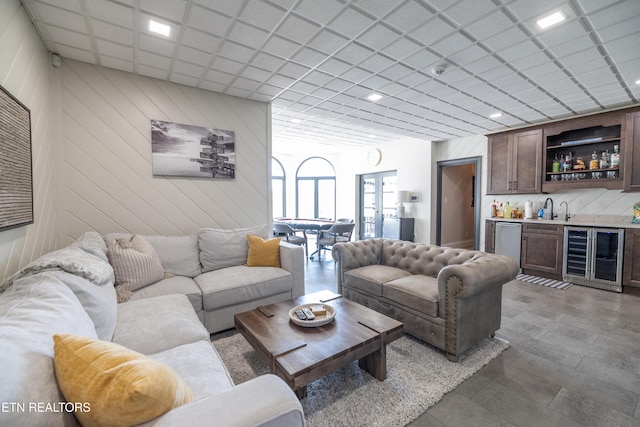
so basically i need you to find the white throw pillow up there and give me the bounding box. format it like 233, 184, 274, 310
198, 225, 271, 272
107, 235, 165, 292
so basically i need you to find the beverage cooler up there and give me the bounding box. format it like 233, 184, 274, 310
563, 226, 624, 292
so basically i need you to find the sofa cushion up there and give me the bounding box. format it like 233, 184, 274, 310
144, 235, 201, 277
113, 294, 210, 355
105, 233, 202, 278
150, 340, 234, 398
344, 265, 411, 297
195, 265, 292, 310
53, 334, 194, 427
198, 225, 271, 272
53, 271, 118, 341
108, 235, 165, 292
130, 275, 203, 312
246, 234, 281, 267
383, 275, 439, 317
0, 273, 98, 427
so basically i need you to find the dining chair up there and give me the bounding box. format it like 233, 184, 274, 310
316, 222, 355, 259
273, 222, 308, 259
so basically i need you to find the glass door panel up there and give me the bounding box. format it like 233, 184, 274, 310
565, 228, 588, 278
359, 171, 397, 239
593, 229, 621, 282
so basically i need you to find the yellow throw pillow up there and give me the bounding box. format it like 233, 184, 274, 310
53, 334, 194, 427
246, 234, 281, 267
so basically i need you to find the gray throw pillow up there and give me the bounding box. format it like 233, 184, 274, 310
198, 225, 271, 272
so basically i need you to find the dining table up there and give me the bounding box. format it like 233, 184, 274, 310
274, 218, 337, 260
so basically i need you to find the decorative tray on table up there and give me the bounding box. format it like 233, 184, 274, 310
289, 303, 336, 327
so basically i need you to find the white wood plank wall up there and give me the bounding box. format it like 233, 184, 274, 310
60, 59, 271, 240
0, 1, 61, 282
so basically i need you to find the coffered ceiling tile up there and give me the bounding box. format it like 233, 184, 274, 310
293, 0, 346, 26
139, 0, 187, 22
335, 43, 375, 65
307, 29, 350, 55
173, 61, 206, 79
277, 61, 311, 79
238, 0, 288, 31
177, 46, 212, 67
180, 28, 221, 53
239, 65, 274, 83
96, 39, 133, 61
499, 40, 541, 62
464, 11, 515, 41
139, 34, 176, 57
55, 44, 96, 63
506, 0, 566, 22
210, 56, 244, 75
381, 37, 423, 61
317, 57, 353, 76
170, 73, 199, 87
329, 7, 376, 39
385, 1, 435, 33
188, 5, 233, 37
86, 0, 133, 26
483, 26, 529, 52
537, 21, 587, 48
589, 0, 640, 28
449, 44, 489, 66
228, 22, 270, 47
30, 2, 87, 33
47, 26, 92, 50
92, 21, 134, 46
218, 41, 257, 63
597, 17, 639, 42
409, 17, 457, 46
276, 14, 321, 45
444, 0, 497, 26
358, 24, 400, 51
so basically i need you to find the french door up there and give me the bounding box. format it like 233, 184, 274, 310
359, 171, 397, 239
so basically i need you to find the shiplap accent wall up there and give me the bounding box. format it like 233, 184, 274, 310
59, 59, 270, 241
0, 1, 62, 282
436, 134, 639, 250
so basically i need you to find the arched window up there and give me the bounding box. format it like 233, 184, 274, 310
296, 157, 336, 219
272, 157, 286, 219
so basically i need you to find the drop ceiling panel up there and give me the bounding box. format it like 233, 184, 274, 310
21, 0, 640, 146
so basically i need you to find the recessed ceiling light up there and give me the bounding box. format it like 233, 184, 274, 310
149, 19, 171, 36
367, 93, 383, 102
490, 112, 503, 119
537, 11, 565, 30
635, 79, 640, 85
368, 134, 377, 138
291, 118, 301, 124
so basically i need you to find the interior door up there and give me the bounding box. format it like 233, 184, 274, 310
359, 171, 397, 239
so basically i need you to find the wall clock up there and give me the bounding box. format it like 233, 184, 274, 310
367, 148, 382, 166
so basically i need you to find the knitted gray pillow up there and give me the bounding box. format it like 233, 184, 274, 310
107, 235, 164, 292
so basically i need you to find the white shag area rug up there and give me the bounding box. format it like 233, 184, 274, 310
212, 332, 509, 427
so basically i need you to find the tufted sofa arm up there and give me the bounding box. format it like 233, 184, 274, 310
437, 252, 519, 309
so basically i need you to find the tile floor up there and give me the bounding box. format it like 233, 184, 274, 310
304, 255, 640, 426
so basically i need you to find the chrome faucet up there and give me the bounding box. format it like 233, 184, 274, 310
560, 201, 570, 221
544, 197, 556, 220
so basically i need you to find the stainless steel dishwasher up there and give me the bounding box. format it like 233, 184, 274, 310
495, 222, 522, 268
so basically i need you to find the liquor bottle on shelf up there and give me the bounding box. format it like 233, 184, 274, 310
552, 154, 560, 172
611, 145, 620, 168
590, 151, 599, 170
600, 150, 609, 169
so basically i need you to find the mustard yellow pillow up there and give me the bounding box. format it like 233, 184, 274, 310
53, 334, 194, 427
246, 234, 281, 267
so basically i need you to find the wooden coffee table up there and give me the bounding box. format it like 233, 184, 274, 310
234, 290, 403, 398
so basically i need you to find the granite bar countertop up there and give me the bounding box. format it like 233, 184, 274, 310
487, 214, 640, 229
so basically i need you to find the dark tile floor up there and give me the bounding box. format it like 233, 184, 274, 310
304, 255, 640, 426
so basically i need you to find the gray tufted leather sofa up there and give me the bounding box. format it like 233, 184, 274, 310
332, 239, 519, 361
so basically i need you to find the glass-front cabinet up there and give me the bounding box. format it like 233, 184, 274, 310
543, 114, 623, 191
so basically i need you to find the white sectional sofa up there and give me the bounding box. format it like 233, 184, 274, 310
0, 229, 305, 426
105, 224, 305, 333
